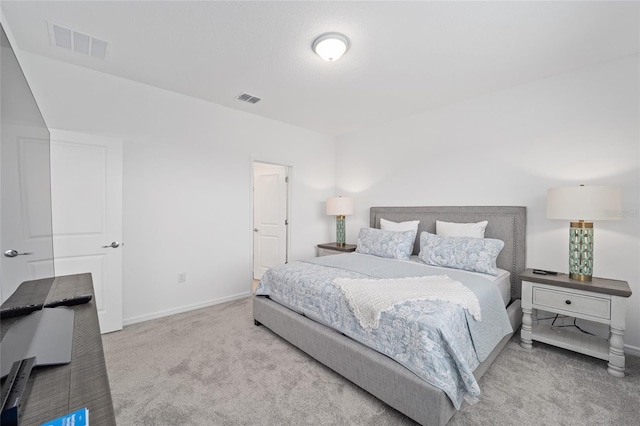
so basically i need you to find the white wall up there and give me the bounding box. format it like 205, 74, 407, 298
336, 55, 640, 353
10, 29, 640, 354
17, 52, 336, 325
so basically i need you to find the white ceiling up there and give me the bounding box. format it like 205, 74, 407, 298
2, 1, 638, 137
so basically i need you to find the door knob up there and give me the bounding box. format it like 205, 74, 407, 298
102, 241, 121, 248
254, 228, 260, 232
4, 249, 33, 258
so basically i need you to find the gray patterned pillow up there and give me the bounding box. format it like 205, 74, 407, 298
418, 232, 504, 276
356, 228, 416, 260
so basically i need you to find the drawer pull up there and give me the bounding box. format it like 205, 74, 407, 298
565, 300, 572, 305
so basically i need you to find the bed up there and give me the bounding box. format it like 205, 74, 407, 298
253, 206, 526, 426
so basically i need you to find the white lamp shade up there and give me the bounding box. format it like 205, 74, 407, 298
326, 197, 354, 216
547, 185, 622, 221
313, 33, 350, 62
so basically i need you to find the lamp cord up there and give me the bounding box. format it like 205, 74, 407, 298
539, 314, 596, 336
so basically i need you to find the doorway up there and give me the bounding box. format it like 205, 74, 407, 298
252, 161, 289, 286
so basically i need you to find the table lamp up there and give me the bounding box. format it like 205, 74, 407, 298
326, 197, 354, 246
546, 185, 622, 281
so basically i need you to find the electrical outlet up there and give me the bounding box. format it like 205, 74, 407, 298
178, 272, 186, 283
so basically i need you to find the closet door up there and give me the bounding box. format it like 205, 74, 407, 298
50, 129, 123, 333
1, 125, 55, 298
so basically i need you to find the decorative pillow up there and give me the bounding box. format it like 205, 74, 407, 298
418, 232, 504, 276
436, 220, 488, 239
356, 228, 415, 260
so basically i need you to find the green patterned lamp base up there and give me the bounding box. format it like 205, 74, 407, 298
569, 221, 593, 282
336, 215, 346, 246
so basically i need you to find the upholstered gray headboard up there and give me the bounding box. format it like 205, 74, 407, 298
370, 206, 526, 299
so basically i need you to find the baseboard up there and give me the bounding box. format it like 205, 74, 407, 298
122, 292, 252, 326
625, 343, 640, 357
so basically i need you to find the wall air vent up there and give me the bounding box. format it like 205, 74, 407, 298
236, 92, 262, 104
48, 22, 108, 60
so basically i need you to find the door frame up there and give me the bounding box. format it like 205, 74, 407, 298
250, 159, 291, 291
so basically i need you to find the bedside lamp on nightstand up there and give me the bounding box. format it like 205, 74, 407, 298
326, 196, 354, 246
547, 184, 622, 281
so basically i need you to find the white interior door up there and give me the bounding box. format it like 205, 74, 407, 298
50, 129, 123, 333
253, 162, 288, 280
1, 124, 55, 301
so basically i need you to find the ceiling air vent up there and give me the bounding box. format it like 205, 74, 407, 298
236, 92, 262, 104
48, 22, 108, 60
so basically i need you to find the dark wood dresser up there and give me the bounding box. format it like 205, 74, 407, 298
1, 274, 116, 425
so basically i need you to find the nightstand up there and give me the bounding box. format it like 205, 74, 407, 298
317, 242, 357, 257
519, 268, 632, 377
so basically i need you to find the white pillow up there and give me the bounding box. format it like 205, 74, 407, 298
380, 218, 420, 233
436, 220, 488, 239
380, 218, 420, 247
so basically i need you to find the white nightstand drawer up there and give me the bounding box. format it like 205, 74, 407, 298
532, 286, 611, 320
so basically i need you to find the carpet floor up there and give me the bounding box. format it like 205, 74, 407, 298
102, 297, 640, 425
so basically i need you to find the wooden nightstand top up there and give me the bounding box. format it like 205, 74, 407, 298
317, 242, 357, 252
519, 268, 632, 298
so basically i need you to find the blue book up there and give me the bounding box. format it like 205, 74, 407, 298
41, 407, 89, 426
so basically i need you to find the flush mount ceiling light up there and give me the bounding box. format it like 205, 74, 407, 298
312, 32, 350, 62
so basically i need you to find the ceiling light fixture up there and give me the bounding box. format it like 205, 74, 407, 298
312, 32, 350, 62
